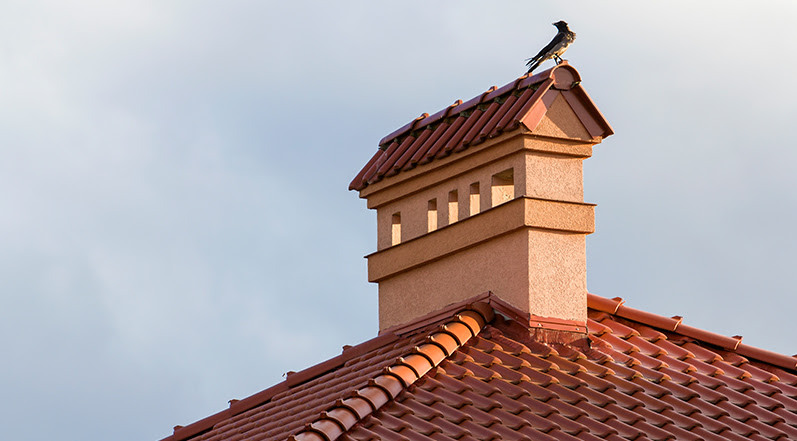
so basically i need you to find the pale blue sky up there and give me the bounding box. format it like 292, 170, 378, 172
1, 2, 796, 440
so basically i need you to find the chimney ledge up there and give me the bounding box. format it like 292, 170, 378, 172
367, 196, 594, 283
360, 132, 598, 208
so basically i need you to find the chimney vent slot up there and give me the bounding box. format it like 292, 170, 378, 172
491, 169, 514, 207
391, 213, 402, 246
448, 190, 459, 225
469, 183, 480, 216
427, 200, 438, 232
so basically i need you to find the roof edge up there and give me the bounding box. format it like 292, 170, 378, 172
288, 304, 494, 441
161, 332, 401, 441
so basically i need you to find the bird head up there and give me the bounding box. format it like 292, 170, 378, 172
552, 20, 569, 31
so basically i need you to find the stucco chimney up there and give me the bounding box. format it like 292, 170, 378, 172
350, 64, 613, 333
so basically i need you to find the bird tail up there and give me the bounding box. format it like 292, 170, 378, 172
525, 57, 542, 74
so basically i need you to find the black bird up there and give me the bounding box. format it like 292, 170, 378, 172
525, 21, 576, 74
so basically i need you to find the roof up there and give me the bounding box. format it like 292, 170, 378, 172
161, 292, 797, 441
348, 63, 613, 192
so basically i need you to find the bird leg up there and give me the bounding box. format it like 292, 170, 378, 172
553, 55, 562, 64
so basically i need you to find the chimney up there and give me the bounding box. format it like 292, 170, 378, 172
350, 64, 613, 333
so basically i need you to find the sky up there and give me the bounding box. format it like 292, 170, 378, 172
1, 2, 796, 440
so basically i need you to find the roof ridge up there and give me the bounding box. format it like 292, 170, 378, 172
287, 304, 495, 441
587, 293, 797, 371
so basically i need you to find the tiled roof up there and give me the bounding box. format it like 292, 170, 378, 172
348, 63, 613, 192
162, 293, 797, 441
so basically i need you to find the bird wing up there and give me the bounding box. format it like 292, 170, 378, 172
526, 32, 564, 67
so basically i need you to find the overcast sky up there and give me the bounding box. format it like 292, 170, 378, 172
2, 2, 797, 440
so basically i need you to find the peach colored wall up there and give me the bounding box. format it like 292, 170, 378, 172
368, 196, 593, 283
378, 229, 530, 330
375, 149, 586, 250
377, 227, 587, 330
533, 93, 592, 141
375, 153, 526, 250
527, 230, 587, 321
524, 152, 583, 202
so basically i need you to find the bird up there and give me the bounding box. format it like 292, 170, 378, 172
525, 21, 576, 74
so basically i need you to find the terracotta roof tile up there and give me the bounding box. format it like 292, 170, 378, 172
163, 293, 797, 441
349, 64, 613, 191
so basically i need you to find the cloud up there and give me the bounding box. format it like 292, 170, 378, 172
1, 2, 796, 440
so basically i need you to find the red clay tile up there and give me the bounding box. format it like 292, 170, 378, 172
491, 86, 537, 134
602, 403, 644, 425
445, 109, 482, 154
461, 102, 499, 147
743, 405, 785, 426
454, 402, 500, 426
389, 128, 433, 175
405, 122, 448, 170
628, 391, 672, 413
509, 79, 555, 132
615, 306, 682, 333
626, 336, 668, 357
164, 292, 797, 441
736, 344, 797, 371
570, 414, 618, 438
771, 392, 797, 415
456, 420, 500, 441
716, 399, 758, 420
586, 294, 623, 314
378, 113, 428, 147
632, 420, 678, 441
655, 422, 701, 441
351, 65, 611, 192
604, 416, 646, 439
482, 94, 517, 139
570, 385, 617, 408
773, 421, 797, 439
680, 342, 723, 363
743, 388, 786, 411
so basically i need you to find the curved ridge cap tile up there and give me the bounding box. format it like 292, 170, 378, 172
484, 79, 520, 102
736, 344, 797, 370
550, 62, 581, 89
613, 304, 682, 332
675, 323, 742, 351
587, 293, 624, 314
286, 306, 489, 441
378, 113, 429, 147
417, 100, 461, 130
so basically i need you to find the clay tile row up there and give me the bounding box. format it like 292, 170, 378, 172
288, 306, 492, 441
348, 65, 570, 192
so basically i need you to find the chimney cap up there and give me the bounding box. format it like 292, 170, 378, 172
349, 63, 613, 192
